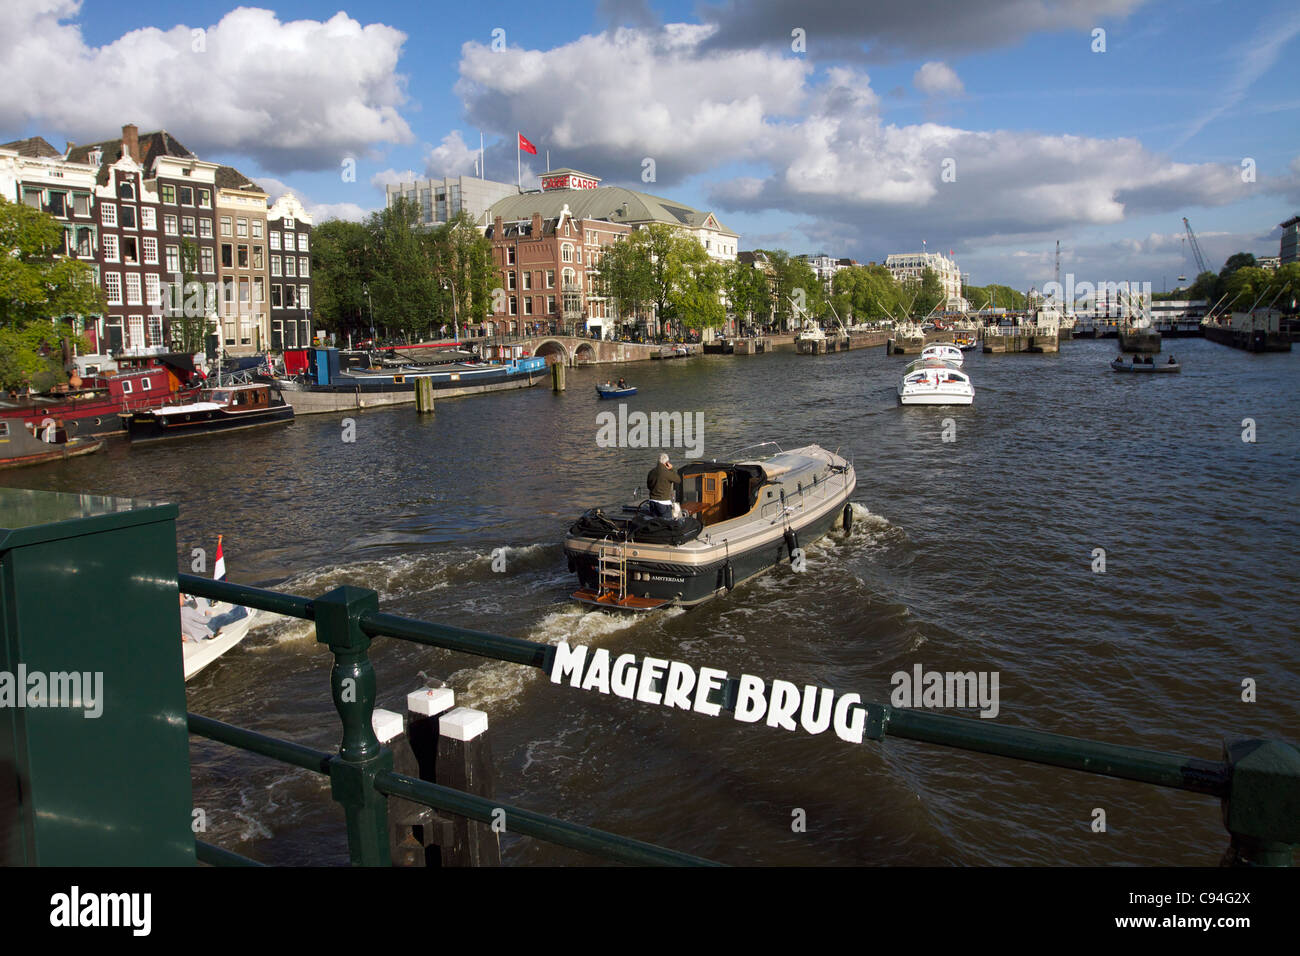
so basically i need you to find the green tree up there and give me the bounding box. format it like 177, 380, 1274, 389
1223, 266, 1271, 309
0, 197, 103, 389
367, 198, 440, 341
727, 259, 771, 328
601, 232, 654, 330
1219, 252, 1256, 282
311, 218, 371, 340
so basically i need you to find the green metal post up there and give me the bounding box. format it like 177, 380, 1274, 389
1221, 738, 1299, 867
314, 585, 392, 866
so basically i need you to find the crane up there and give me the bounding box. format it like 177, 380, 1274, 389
1182, 217, 1211, 278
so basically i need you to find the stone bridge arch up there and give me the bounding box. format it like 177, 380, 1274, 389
533, 339, 569, 365
572, 342, 598, 364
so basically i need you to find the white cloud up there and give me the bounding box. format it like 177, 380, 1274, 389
257, 176, 371, 223
423, 131, 481, 178
0, 2, 413, 172
914, 61, 964, 97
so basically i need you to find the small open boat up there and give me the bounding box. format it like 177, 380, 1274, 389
596, 383, 637, 398
565, 442, 856, 610
0, 419, 105, 469
182, 535, 258, 680
1112, 358, 1180, 373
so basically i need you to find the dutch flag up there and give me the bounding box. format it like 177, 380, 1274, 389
214, 534, 226, 582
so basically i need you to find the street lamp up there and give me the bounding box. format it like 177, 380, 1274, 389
442, 277, 459, 342
363, 282, 375, 345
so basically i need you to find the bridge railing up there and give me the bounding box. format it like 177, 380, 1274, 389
180, 572, 1299, 867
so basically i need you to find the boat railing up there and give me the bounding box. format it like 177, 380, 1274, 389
175, 571, 1300, 867
717, 440, 784, 461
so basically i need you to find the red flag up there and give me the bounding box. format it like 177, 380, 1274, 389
518, 133, 537, 155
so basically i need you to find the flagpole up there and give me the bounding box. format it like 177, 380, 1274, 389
480, 131, 484, 180
546, 150, 550, 172
516, 130, 521, 189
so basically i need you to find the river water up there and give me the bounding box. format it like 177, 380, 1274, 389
8, 337, 1298, 865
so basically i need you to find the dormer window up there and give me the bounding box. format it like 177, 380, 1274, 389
120, 182, 135, 200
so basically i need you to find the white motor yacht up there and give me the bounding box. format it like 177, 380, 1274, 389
898, 359, 974, 406
920, 343, 964, 366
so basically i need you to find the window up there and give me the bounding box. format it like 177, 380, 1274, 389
127, 316, 144, 350
142, 237, 157, 264
576, 248, 582, 264
524, 296, 533, 315
75, 228, 93, 257
269, 232, 280, 250
122, 237, 138, 264
284, 216, 295, 230
164, 214, 178, 235
547, 295, 555, 314
508, 296, 517, 315
199, 218, 213, 239
119, 182, 135, 201
252, 220, 263, 239
253, 277, 264, 302
253, 247, 263, 270
48, 192, 67, 217
507, 246, 515, 265
145, 274, 161, 306
298, 256, 308, 277
101, 204, 117, 226
125, 273, 142, 305
546, 270, 555, 288
221, 217, 232, 237
141, 207, 155, 230
300, 286, 309, 310
74, 193, 91, 217
200, 247, 214, 274
239, 278, 250, 304
237, 218, 247, 238
221, 244, 233, 268
285, 285, 298, 308
237, 245, 249, 269
121, 377, 134, 393
198, 189, 211, 208
507, 271, 516, 290
105, 273, 122, 304
103, 234, 119, 261
165, 246, 180, 273
284, 257, 295, 277
271, 284, 282, 308
298, 233, 308, 252
180, 186, 193, 206
22, 188, 41, 209
271, 256, 281, 277
182, 217, 195, 237
522, 271, 531, 290
161, 184, 176, 204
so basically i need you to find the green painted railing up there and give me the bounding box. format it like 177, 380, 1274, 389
181, 573, 1299, 867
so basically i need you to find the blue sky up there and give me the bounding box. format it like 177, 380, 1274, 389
5, 0, 1299, 291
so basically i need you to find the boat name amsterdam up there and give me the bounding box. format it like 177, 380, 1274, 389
549, 641, 872, 744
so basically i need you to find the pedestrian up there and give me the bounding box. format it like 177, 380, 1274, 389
646, 452, 682, 519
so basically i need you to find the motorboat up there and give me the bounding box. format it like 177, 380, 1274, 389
124, 383, 294, 443
1111, 357, 1181, 373
565, 442, 856, 611
596, 383, 637, 399
182, 602, 260, 680
898, 359, 974, 406
920, 343, 964, 366
0, 418, 104, 469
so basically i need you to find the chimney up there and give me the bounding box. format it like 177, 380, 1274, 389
531, 212, 542, 235
493, 215, 504, 238
122, 124, 140, 164
65, 140, 75, 156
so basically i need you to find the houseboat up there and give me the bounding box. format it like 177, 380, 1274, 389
0, 353, 204, 439
274, 347, 547, 414
124, 383, 294, 443
565, 443, 856, 611
0, 419, 105, 469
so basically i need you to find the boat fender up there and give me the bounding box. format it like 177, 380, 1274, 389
723, 561, 734, 591
842, 503, 853, 533
783, 528, 799, 562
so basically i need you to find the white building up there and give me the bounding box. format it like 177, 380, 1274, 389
885, 251, 968, 311
385, 175, 521, 228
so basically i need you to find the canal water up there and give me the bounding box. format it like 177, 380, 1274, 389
9, 338, 1298, 865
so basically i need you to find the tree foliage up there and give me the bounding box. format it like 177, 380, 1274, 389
0, 197, 103, 389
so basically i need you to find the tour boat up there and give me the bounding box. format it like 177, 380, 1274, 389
565, 442, 856, 611
124, 382, 294, 443
182, 602, 260, 680
596, 384, 637, 398
920, 343, 964, 366
0, 418, 105, 469
1111, 358, 1181, 373
898, 359, 975, 406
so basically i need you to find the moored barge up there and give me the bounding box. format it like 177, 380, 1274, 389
124, 383, 293, 443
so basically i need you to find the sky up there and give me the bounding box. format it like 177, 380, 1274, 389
3, 0, 1299, 292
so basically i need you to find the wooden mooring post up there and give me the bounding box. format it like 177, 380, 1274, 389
551, 360, 566, 392
380, 687, 502, 867
414, 376, 435, 413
